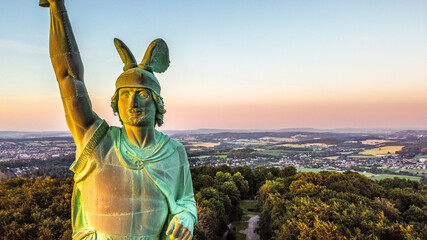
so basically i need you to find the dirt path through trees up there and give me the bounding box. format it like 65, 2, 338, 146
246, 215, 260, 240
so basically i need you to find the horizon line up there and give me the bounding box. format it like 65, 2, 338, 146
1, 127, 427, 133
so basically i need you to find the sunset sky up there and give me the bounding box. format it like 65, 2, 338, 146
0, 0, 426, 131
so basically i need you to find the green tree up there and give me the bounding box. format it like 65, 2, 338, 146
232, 172, 249, 200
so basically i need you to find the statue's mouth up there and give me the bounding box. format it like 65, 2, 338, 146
127, 109, 143, 116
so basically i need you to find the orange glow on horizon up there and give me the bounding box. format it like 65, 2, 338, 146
0, 91, 425, 131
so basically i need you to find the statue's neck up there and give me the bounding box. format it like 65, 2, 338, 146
123, 125, 157, 149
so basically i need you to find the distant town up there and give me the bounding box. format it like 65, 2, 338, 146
0, 129, 426, 181
0, 137, 75, 161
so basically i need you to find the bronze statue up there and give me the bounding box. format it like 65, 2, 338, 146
40, 0, 197, 239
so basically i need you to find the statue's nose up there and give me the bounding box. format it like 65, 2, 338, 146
130, 93, 138, 108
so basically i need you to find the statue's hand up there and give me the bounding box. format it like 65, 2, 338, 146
166, 214, 193, 240
39, 0, 50, 7
39, 0, 64, 8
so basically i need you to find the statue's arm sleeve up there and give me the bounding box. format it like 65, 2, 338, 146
174, 145, 198, 234
71, 185, 96, 240
48, 0, 99, 151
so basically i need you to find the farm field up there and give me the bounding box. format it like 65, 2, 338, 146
297, 168, 337, 173
399, 169, 427, 174
189, 142, 220, 148
361, 139, 393, 145
297, 168, 422, 181
348, 155, 378, 159
324, 156, 340, 160
359, 146, 404, 155
378, 167, 427, 175
275, 143, 306, 148
361, 173, 421, 181
260, 137, 296, 142
256, 149, 283, 156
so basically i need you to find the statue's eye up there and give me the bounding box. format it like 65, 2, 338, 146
120, 91, 129, 98
139, 91, 149, 99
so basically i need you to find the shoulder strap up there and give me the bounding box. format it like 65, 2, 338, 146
70, 120, 109, 177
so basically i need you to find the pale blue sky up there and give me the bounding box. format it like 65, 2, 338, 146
0, 0, 426, 130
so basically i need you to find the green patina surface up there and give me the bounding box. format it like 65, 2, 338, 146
41, 1, 196, 239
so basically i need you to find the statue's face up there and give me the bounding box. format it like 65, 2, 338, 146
118, 88, 156, 127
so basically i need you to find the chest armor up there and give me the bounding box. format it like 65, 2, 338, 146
79, 152, 169, 238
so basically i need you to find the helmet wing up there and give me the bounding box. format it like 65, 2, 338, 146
139, 38, 170, 73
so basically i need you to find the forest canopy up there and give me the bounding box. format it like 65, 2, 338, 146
0, 166, 426, 240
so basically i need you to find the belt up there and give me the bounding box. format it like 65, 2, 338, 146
96, 232, 160, 240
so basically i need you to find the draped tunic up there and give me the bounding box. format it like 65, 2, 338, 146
70, 121, 197, 240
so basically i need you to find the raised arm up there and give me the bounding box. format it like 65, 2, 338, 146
41, 0, 100, 151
